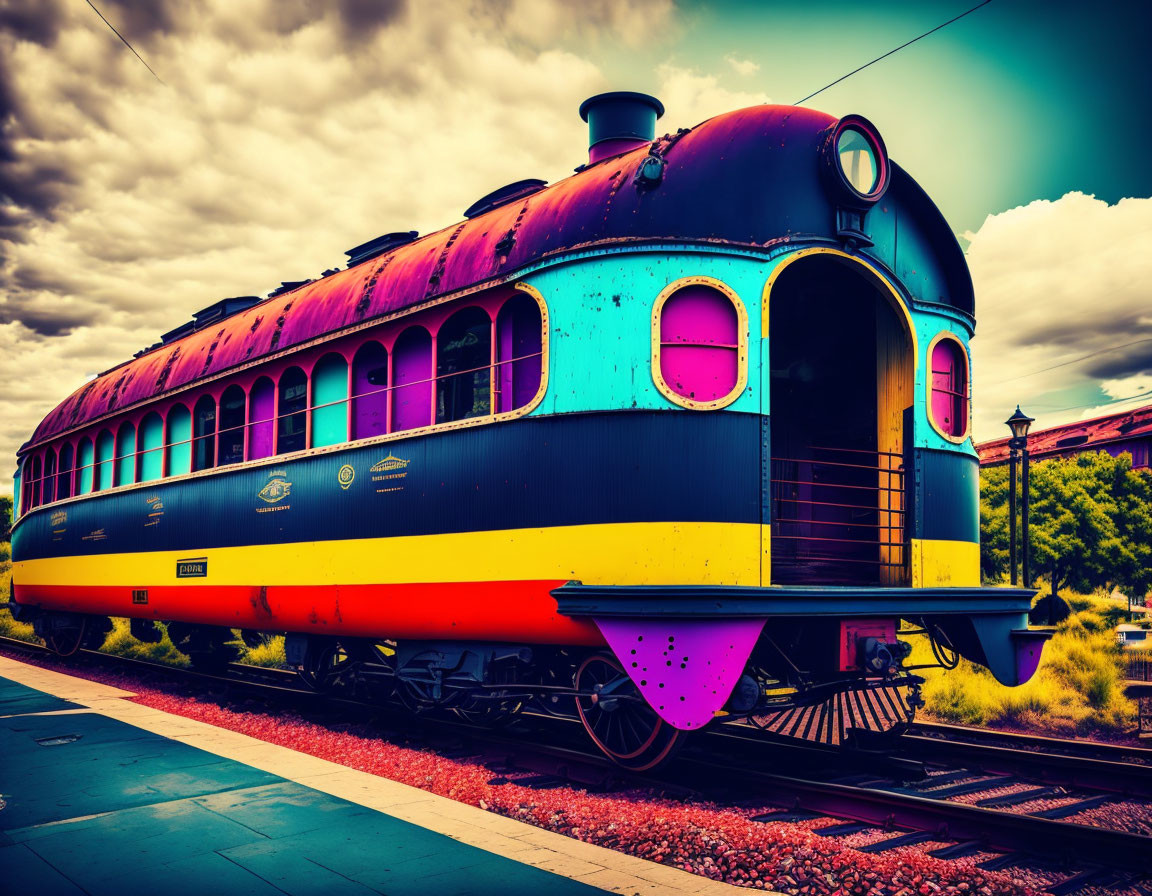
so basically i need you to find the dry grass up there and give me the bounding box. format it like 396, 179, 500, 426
916, 587, 1139, 736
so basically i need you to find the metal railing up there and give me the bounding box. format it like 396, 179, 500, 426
771, 445, 907, 586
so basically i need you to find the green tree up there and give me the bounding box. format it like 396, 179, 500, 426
0, 495, 11, 542
980, 451, 1152, 599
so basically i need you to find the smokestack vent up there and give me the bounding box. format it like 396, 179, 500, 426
579, 91, 664, 165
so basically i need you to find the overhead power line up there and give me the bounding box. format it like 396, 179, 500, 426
795, 0, 993, 106
84, 0, 166, 86
983, 337, 1152, 387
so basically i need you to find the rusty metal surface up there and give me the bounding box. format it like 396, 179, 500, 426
27, 104, 965, 449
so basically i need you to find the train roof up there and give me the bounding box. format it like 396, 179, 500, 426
25, 103, 972, 451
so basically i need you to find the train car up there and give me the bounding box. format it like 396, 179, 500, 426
9, 92, 1050, 769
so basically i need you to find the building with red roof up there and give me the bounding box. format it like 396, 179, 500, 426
977, 404, 1152, 469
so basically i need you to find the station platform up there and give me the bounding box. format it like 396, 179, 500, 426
0, 656, 739, 896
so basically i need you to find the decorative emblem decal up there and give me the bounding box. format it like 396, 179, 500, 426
50, 510, 67, 527
257, 470, 292, 512
370, 454, 409, 473
145, 494, 164, 528
337, 464, 355, 490
371, 453, 409, 494
176, 557, 207, 578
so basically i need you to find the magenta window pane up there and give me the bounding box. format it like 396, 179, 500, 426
931, 340, 966, 437
497, 294, 542, 413
661, 286, 737, 346
392, 327, 432, 432
659, 286, 739, 402
352, 341, 389, 439
249, 377, 275, 460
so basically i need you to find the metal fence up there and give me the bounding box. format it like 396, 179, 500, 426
771, 446, 906, 586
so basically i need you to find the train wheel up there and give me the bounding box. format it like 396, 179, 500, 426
750, 681, 917, 748
297, 640, 353, 693
45, 617, 87, 658
575, 653, 684, 772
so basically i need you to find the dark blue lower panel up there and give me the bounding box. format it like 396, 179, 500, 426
912, 447, 979, 543
15, 411, 761, 562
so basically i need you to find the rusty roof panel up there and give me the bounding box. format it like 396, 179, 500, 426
27, 104, 971, 449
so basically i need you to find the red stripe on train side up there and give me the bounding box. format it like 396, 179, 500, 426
14, 580, 603, 646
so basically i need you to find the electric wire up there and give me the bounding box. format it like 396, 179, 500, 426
84, 0, 166, 86
795, 0, 993, 106
983, 337, 1152, 387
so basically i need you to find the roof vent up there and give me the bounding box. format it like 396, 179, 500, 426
268, 280, 312, 298
345, 231, 418, 267
159, 296, 261, 345
464, 179, 547, 219
579, 91, 664, 165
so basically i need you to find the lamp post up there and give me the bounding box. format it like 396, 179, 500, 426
1005, 406, 1035, 588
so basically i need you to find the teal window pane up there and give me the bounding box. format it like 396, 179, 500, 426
77, 440, 94, 494
166, 406, 192, 476
139, 413, 164, 481
312, 354, 349, 448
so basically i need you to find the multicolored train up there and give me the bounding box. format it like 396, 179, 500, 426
9, 92, 1049, 769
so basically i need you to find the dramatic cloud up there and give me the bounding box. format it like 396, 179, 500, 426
725, 54, 760, 76
967, 192, 1152, 440
0, 0, 683, 489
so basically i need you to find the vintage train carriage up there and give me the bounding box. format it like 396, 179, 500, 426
10, 93, 1047, 767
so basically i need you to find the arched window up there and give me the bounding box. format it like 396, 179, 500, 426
352, 342, 389, 440
28, 455, 42, 509
653, 281, 745, 410
248, 377, 275, 460
311, 353, 349, 448
94, 430, 115, 491
391, 327, 432, 432
138, 412, 164, 481
277, 367, 307, 454
115, 421, 136, 487
43, 448, 57, 504
437, 307, 491, 423
77, 437, 94, 495
496, 293, 543, 413
218, 385, 247, 465
166, 404, 192, 476
57, 442, 74, 500
930, 335, 969, 440
193, 396, 217, 471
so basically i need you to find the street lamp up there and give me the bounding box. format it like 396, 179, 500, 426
1005, 406, 1035, 587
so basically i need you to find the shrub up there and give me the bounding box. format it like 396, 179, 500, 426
918, 587, 1137, 736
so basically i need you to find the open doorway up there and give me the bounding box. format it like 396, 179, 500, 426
768, 254, 913, 586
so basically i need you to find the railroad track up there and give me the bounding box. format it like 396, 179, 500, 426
4, 634, 1152, 892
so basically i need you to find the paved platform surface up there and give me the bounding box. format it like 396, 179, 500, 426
0, 655, 742, 895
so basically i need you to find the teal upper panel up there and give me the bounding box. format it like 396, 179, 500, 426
520, 242, 973, 456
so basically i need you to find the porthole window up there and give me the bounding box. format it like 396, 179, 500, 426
929, 334, 969, 440
652, 279, 748, 410
837, 128, 878, 195
823, 115, 889, 204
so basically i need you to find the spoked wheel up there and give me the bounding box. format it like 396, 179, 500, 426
45, 618, 87, 658
750, 680, 918, 747
297, 640, 355, 693
575, 653, 685, 772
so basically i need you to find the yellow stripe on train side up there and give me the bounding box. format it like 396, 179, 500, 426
14, 521, 762, 588
910, 538, 980, 588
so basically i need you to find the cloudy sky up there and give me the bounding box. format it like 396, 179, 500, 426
1, 0, 1150, 495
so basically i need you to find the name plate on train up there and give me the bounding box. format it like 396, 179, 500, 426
176, 557, 208, 578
